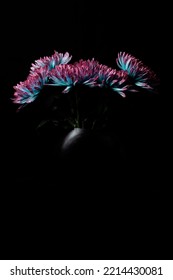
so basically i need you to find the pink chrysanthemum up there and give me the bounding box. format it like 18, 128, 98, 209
73, 59, 100, 85
48, 59, 100, 93
13, 51, 72, 104
116, 52, 159, 90
30, 51, 72, 74
13, 66, 48, 104
97, 65, 130, 97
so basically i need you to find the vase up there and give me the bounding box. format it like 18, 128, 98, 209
60, 128, 126, 183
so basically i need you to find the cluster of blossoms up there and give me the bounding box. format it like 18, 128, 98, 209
13, 51, 159, 106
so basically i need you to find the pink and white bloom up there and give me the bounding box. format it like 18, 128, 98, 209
97, 65, 130, 97
48, 59, 100, 93
13, 66, 48, 104
116, 52, 159, 90
30, 51, 72, 74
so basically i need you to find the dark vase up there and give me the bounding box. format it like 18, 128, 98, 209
60, 128, 126, 183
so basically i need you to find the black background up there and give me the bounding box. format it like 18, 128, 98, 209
1, 2, 171, 260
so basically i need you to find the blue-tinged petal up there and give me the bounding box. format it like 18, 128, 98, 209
116, 52, 159, 91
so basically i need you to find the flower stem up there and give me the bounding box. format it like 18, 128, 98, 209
75, 92, 80, 128
91, 119, 97, 130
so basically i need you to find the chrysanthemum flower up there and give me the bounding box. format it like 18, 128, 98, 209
13, 66, 48, 104
13, 51, 72, 104
48, 59, 100, 93
48, 64, 76, 93
116, 52, 158, 90
73, 59, 100, 86
97, 65, 129, 97
30, 51, 72, 74
13, 50, 159, 107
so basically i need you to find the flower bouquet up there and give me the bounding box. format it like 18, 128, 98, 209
13, 51, 159, 131
12, 50, 160, 181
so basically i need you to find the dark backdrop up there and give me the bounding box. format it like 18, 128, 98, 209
1, 2, 171, 260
